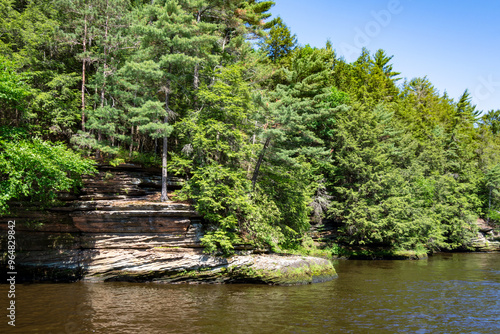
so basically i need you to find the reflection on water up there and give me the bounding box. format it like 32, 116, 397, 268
1, 253, 499, 333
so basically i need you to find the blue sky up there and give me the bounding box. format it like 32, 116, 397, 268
269, 0, 500, 112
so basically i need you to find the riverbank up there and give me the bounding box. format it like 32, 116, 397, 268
0, 164, 337, 285
310, 217, 500, 260
1, 249, 337, 285
1, 163, 497, 284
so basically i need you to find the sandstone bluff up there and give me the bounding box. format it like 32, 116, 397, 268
0, 164, 337, 285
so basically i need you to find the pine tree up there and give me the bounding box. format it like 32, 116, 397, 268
261, 16, 297, 62
55, 0, 101, 131
485, 164, 500, 223
372, 49, 400, 81
174, 64, 255, 253
248, 46, 337, 238
211, 0, 275, 57
251, 45, 336, 189
86, 0, 133, 158
481, 109, 500, 135
129, 0, 217, 201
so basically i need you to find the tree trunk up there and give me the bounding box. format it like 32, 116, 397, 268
194, 10, 201, 89
129, 126, 134, 158
161, 124, 169, 202
81, 12, 88, 132
161, 76, 172, 202
488, 186, 492, 223
251, 136, 271, 191
192, 10, 202, 109
194, 64, 200, 90
248, 122, 257, 174
96, 0, 110, 160
96, 130, 102, 159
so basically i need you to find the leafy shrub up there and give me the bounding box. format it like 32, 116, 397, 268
0, 128, 96, 214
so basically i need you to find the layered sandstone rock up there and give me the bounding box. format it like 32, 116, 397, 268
0, 164, 337, 285
470, 219, 500, 251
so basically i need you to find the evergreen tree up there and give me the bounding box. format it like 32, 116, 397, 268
372, 49, 400, 81
128, 0, 217, 201
485, 164, 500, 223
175, 64, 256, 253
55, 0, 101, 131
2, 0, 498, 255
85, 0, 133, 158
249, 45, 337, 241
481, 109, 500, 135
261, 16, 297, 62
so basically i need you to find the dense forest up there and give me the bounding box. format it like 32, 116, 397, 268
1, 0, 499, 256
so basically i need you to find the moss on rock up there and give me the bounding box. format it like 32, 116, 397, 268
225, 254, 337, 285
100, 254, 338, 285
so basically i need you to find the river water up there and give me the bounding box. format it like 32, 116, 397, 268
1, 253, 499, 333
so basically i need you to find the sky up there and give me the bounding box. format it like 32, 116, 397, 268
269, 0, 500, 113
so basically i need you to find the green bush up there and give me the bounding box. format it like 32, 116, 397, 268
0, 128, 97, 214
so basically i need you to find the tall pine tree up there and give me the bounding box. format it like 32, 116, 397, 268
129, 0, 218, 201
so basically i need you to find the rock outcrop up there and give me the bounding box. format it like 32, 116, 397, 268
0, 164, 336, 285
470, 219, 500, 252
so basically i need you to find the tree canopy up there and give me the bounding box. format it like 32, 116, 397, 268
1, 0, 499, 256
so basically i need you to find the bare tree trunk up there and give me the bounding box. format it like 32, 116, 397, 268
194, 11, 201, 90
488, 186, 492, 223
222, 35, 227, 52
96, 0, 110, 160
161, 76, 172, 202
251, 137, 271, 191
129, 126, 134, 158
161, 125, 169, 201
81, 12, 88, 132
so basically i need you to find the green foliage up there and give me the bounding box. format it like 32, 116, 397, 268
261, 16, 297, 62
0, 55, 31, 125
481, 109, 500, 135
30, 72, 81, 133
328, 86, 350, 107
327, 99, 480, 252
1, 0, 498, 256
485, 164, 500, 223
175, 64, 283, 254
488, 209, 500, 225
0, 128, 96, 213
178, 165, 247, 255
179, 164, 287, 255
372, 49, 401, 81
259, 161, 316, 239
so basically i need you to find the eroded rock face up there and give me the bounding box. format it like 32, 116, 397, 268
1, 201, 205, 250
0, 164, 337, 285
0, 165, 206, 282
471, 219, 500, 252
9, 248, 337, 285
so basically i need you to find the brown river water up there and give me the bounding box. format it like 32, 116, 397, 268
1, 253, 499, 333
